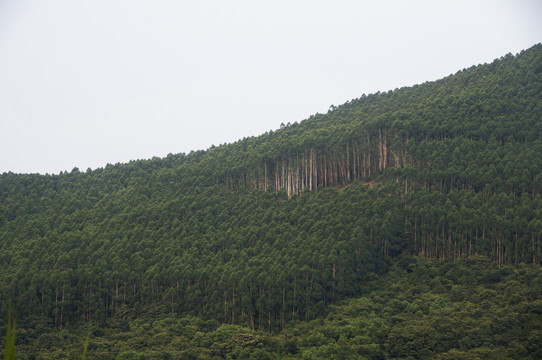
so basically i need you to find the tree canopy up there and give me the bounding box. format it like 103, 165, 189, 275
1, 44, 541, 359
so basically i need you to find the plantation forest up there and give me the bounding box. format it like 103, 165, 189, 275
1, 44, 542, 359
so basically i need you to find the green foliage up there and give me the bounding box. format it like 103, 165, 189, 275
82, 335, 89, 360
6, 258, 540, 358
0, 44, 541, 358
3, 310, 15, 360
287, 258, 542, 359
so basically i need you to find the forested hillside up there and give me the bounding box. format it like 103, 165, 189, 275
10, 257, 542, 359
1, 44, 542, 358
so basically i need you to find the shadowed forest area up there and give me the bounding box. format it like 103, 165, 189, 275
1, 44, 541, 359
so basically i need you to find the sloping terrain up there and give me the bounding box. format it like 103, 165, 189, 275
1, 44, 541, 358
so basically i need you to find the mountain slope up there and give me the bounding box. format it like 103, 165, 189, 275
0, 44, 541, 355
12, 257, 542, 359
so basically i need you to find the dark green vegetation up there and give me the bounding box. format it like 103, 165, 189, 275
1, 44, 542, 358
8, 258, 542, 359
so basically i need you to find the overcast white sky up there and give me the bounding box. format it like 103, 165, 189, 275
1, 0, 541, 174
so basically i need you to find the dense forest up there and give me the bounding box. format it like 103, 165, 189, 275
1, 44, 542, 358
9, 257, 542, 359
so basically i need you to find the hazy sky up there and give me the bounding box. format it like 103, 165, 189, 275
1, 0, 541, 174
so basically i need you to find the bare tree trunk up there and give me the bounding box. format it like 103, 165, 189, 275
264, 161, 267, 191
309, 148, 313, 191
383, 128, 388, 172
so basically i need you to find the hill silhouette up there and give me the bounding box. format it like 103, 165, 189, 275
1, 43, 541, 359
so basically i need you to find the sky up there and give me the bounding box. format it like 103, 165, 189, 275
0, 0, 541, 174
